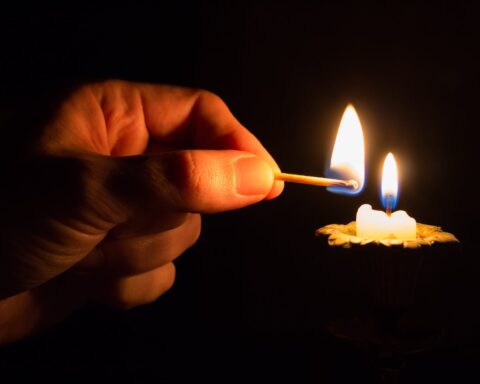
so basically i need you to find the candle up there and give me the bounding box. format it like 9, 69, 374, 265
356, 204, 416, 240
314, 105, 459, 353
356, 153, 416, 240
320, 103, 456, 248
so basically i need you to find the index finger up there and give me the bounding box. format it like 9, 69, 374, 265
93, 81, 284, 198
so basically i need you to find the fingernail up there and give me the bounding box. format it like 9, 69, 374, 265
235, 156, 273, 196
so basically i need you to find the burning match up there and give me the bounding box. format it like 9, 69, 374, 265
275, 172, 358, 189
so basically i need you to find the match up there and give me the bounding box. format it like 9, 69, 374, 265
274, 172, 358, 189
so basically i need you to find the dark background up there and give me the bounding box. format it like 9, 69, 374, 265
1, 1, 480, 382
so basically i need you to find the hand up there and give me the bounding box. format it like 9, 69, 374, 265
0, 80, 283, 344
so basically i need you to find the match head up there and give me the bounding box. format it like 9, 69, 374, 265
346, 179, 359, 190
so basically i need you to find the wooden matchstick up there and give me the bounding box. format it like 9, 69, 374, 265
274, 172, 358, 189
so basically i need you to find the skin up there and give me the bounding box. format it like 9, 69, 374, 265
0, 81, 283, 345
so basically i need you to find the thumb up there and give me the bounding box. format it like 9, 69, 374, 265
111, 150, 278, 214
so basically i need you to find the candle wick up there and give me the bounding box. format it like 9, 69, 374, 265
385, 195, 393, 216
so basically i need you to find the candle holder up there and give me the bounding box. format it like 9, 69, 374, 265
316, 221, 460, 380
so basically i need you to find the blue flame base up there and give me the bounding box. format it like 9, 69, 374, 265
326, 166, 363, 196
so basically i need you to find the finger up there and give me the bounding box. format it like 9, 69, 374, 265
93, 262, 176, 310
0, 274, 88, 345
84, 214, 201, 276
89, 81, 284, 198
90, 81, 272, 157
104, 149, 276, 216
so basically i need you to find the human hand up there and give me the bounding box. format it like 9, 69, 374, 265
0, 81, 283, 344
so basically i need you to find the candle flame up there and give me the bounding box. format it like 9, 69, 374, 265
381, 152, 398, 210
327, 104, 365, 195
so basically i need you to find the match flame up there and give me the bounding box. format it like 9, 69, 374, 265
327, 104, 365, 195
381, 153, 398, 210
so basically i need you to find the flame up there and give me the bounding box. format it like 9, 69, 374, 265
381, 152, 398, 210
327, 104, 365, 195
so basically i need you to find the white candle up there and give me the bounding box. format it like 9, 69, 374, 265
356, 153, 417, 240
356, 204, 416, 240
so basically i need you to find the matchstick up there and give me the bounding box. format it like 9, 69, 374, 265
275, 172, 358, 189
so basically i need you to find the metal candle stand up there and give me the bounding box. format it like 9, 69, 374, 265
316, 222, 460, 382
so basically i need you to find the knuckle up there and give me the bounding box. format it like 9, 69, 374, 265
198, 89, 222, 103
114, 151, 209, 214
182, 151, 203, 199
188, 215, 202, 248
102, 264, 176, 310
150, 274, 177, 306
196, 89, 226, 112
66, 156, 124, 225
159, 263, 176, 292
162, 151, 204, 210
164, 215, 201, 262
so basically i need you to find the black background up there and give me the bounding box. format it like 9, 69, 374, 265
1, 1, 480, 382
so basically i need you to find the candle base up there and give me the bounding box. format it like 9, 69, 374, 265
315, 222, 461, 378
316, 220, 459, 313
317, 220, 458, 249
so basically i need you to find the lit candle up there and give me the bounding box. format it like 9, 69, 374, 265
356, 153, 416, 240
319, 103, 456, 249
314, 105, 459, 349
